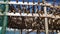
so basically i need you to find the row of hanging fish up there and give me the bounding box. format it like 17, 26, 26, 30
8, 16, 60, 30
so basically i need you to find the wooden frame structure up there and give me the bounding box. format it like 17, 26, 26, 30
0, 0, 60, 34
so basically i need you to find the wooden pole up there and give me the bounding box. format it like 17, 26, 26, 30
44, 4, 49, 34
1, 0, 9, 34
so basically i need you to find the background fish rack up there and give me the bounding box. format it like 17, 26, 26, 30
0, 0, 60, 34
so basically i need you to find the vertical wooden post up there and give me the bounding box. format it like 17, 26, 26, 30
1, 0, 9, 34
44, 4, 49, 34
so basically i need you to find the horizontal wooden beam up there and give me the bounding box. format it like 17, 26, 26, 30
0, 12, 60, 18
6, 28, 59, 32
0, 1, 60, 8
0, 1, 52, 6
0, 26, 59, 32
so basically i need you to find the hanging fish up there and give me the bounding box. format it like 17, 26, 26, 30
26, 0, 30, 14
22, 0, 24, 3
52, 0, 56, 16
38, 0, 40, 4
32, 0, 35, 15
42, 0, 45, 4
27, 5, 30, 14
21, 0, 25, 13
36, 30, 40, 34
9, 4, 16, 13
32, 5, 35, 15
16, 5, 21, 14
9, 0, 10, 2
37, 0, 41, 14
16, 0, 18, 3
